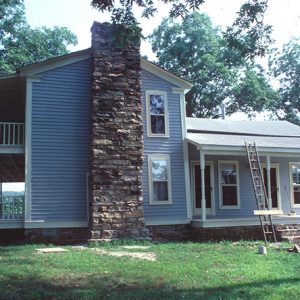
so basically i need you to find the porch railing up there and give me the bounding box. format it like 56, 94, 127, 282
0, 123, 25, 146
0, 196, 24, 220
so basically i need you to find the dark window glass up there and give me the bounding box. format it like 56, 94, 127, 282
222, 186, 238, 206
151, 116, 165, 134
153, 182, 168, 201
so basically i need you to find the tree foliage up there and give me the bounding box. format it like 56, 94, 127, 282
150, 12, 277, 118
224, 0, 273, 60
0, 0, 77, 74
91, 0, 272, 60
269, 38, 300, 125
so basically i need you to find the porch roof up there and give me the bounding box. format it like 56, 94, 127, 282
186, 118, 300, 155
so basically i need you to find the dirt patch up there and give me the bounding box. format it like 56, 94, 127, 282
94, 248, 156, 261
72, 245, 156, 261
122, 246, 150, 250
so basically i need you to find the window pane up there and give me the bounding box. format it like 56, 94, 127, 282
294, 189, 300, 204
222, 186, 238, 206
292, 165, 300, 184
153, 182, 168, 201
151, 115, 165, 134
150, 95, 164, 114
221, 164, 237, 184
152, 160, 167, 181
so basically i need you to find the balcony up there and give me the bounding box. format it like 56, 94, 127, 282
0, 123, 25, 154
0, 195, 24, 221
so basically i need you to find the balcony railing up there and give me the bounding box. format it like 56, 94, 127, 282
0, 123, 25, 146
0, 196, 24, 220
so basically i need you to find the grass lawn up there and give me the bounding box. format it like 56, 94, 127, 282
0, 241, 300, 300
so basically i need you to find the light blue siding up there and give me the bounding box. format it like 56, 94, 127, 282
189, 143, 300, 219
31, 59, 91, 222
142, 70, 187, 222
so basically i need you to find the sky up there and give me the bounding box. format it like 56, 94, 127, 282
24, 0, 300, 61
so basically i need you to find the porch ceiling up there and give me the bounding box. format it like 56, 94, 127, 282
0, 154, 24, 182
0, 76, 25, 122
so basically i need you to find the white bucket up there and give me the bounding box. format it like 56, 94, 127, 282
259, 245, 267, 254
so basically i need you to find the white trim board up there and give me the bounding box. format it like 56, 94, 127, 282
145, 219, 191, 226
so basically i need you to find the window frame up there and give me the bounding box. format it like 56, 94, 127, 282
289, 162, 300, 208
148, 154, 172, 205
146, 90, 169, 138
218, 160, 240, 209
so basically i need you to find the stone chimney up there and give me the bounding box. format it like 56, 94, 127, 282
90, 22, 148, 239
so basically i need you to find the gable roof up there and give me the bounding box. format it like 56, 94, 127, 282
16, 48, 192, 90
186, 118, 300, 154
17, 48, 92, 76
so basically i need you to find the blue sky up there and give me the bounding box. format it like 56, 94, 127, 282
24, 0, 300, 60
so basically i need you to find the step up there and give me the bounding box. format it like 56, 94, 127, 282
276, 228, 300, 232
281, 235, 300, 241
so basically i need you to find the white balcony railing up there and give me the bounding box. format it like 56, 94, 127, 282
0, 123, 25, 146
0, 196, 24, 220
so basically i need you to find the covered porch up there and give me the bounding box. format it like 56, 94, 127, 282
0, 75, 26, 222
186, 118, 300, 228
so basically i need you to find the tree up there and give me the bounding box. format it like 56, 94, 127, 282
268, 38, 300, 125
91, 0, 272, 60
0, 0, 77, 74
149, 12, 276, 118
229, 66, 279, 117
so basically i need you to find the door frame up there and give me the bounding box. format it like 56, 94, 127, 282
191, 160, 215, 216
261, 163, 281, 210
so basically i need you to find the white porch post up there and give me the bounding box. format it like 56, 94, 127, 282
266, 155, 272, 209
200, 151, 206, 221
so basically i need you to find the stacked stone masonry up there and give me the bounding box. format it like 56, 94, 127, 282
90, 22, 148, 239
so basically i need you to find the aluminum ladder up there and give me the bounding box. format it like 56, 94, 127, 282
245, 142, 277, 243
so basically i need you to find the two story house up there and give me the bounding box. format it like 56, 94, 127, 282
1, 22, 300, 242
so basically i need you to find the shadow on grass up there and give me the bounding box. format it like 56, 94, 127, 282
0, 273, 300, 300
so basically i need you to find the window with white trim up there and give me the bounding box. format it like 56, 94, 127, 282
219, 161, 240, 209
146, 91, 169, 137
290, 163, 300, 206
148, 154, 172, 205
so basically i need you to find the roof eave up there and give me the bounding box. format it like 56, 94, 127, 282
185, 137, 300, 156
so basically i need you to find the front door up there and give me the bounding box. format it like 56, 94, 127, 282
193, 163, 214, 215
262, 166, 280, 209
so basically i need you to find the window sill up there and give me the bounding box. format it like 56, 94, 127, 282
147, 134, 170, 138
149, 201, 172, 205
219, 205, 241, 210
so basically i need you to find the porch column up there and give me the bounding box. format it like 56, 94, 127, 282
200, 151, 206, 221
266, 155, 272, 209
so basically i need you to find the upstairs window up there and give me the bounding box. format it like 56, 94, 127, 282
146, 91, 169, 137
148, 154, 172, 205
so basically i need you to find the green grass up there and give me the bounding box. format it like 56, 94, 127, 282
0, 241, 299, 299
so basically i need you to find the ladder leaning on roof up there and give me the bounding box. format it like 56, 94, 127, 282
245, 142, 277, 243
